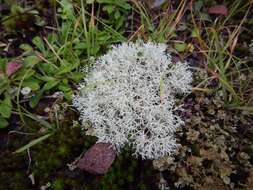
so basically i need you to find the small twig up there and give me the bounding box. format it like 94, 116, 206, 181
128, 25, 144, 42
26, 148, 32, 174
8, 131, 36, 136
43, 37, 62, 62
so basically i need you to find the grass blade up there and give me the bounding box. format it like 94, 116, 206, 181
14, 133, 52, 154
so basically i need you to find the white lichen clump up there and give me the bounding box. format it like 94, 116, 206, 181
73, 42, 192, 160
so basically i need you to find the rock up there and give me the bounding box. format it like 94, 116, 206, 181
76, 143, 116, 174
208, 5, 228, 16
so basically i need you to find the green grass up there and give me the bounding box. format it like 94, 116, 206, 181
0, 0, 130, 150
128, 0, 186, 42
190, 0, 253, 110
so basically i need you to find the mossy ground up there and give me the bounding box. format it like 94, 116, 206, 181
0, 111, 158, 190
1, 90, 252, 190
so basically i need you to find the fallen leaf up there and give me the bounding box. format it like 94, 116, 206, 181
76, 143, 116, 174
208, 5, 228, 16
6, 61, 22, 77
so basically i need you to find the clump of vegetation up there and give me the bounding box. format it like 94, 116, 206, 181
73, 41, 192, 159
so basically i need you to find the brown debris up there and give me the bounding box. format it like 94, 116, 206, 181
154, 88, 253, 189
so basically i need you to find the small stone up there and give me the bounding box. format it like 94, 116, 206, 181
208, 5, 228, 16
76, 143, 116, 174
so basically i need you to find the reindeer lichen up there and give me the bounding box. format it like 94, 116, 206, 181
73, 41, 192, 159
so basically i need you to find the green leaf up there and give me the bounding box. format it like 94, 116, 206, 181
64, 90, 73, 101
14, 69, 35, 80
43, 80, 59, 91
38, 63, 57, 75
14, 133, 52, 153
11, 4, 24, 14
68, 72, 84, 82
29, 89, 43, 108
58, 83, 71, 92
0, 97, 12, 118
35, 74, 55, 82
0, 117, 9, 128
22, 78, 40, 91
24, 113, 53, 129
32, 36, 45, 52
114, 10, 121, 19
56, 60, 76, 75
0, 78, 9, 95
56, 65, 72, 75
19, 44, 33, 52
74, 42, 87, 50
24, 55, 40, 67
174, 43, 187, 52
47, 33, 58, 44
60, 0, 75, 20
191, 28, 200, 38
104, 5, 114, 14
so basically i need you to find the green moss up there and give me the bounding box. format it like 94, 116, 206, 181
139, 183, 148, 190
52, 179, 64, 190
58, 145, 70, 156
